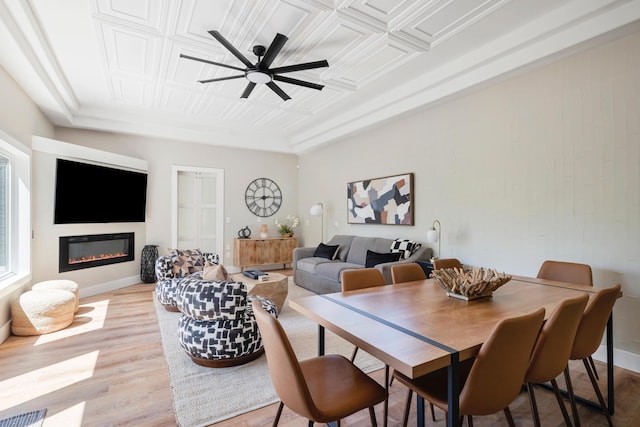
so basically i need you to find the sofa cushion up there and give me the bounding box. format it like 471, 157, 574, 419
297, 257, 334, 274
365, 250, 402, 268
326, 235, 356, 261
314, 243, 340, 260
315, 262, 362, 283
346, 237, 395, 265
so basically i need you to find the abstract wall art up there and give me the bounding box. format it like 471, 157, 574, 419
347, 173, 414, 225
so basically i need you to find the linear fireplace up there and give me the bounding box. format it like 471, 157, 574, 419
59, 232, 134, 272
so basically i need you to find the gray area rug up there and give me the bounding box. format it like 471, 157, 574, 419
154, 280, 384, 427
0, 409, 46, 427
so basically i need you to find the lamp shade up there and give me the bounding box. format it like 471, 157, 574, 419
310, 203, 323, 216
426, 228, 439, 243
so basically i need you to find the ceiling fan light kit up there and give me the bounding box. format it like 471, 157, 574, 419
246, 70, 272, 84
181, 30, 329, 101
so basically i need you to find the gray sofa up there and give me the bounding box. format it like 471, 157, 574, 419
293, 235, 432, 294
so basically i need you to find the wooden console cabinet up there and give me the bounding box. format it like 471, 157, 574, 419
233, 237, 298, 270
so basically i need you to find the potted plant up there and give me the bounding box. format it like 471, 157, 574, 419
275, 215, 299, 237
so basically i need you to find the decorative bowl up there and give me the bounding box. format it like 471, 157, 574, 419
431, 267, 511, 300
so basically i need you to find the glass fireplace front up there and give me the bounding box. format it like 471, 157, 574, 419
59, 233, 134, 272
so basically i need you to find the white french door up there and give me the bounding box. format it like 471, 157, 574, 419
171, 166, 224, 256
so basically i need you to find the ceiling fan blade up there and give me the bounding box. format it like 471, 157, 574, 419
259, 33, 288, 70
241, 82, 257, 98
208, 30, 254, 68
180, 54, 245, 72
273, 75, 324, 90
266, 82, 291, 101
269, 60, 329, 74
198, 75, 245, 84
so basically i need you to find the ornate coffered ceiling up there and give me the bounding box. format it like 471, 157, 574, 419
0, 0, 639, 153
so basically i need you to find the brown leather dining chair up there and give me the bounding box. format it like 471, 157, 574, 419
536, 260, 599, 378
389, 262, 436, 419
524, 294, 589, 427
563, 284, 621, 427
393, 308, 546, 427
341, 268, 387, 362
433, 258, 463, 270
252, 299, 388, 427
340, 268, 391, 423
391, 263, 427, 284
537, 260, 593, 287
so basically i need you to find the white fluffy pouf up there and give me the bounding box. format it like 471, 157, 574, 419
11, 289, 76, 336
32, 279, 79, 313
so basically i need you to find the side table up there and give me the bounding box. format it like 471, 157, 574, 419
232, 272, 289, 314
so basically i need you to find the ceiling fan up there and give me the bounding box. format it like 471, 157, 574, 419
180, 30, 329, 101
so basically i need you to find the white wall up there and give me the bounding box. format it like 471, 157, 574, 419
0, 65, 54, 340
298, 29, 640, 365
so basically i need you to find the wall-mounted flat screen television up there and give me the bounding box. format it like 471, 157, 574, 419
54, 158, 148, 224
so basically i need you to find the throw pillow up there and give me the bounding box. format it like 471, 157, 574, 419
314, 243, 340, 260
203, 262, 231, 281
365, 250, 402, 268
168, 248, 204, 276
390, 239, 422, 259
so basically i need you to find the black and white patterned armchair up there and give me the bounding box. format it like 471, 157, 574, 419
155, 249, 219, 311
175, 276, 277, 367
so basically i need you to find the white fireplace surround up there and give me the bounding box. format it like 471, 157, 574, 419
32, 136, 148, 299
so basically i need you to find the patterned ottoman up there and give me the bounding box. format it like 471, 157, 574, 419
175, 276, 277, 367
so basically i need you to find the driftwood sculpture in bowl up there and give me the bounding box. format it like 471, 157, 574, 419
431, 267, 511, 300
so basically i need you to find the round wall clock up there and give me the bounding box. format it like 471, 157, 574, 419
245, 177, 282, 217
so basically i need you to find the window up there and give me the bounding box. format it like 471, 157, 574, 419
0, 131, 30, 288
0, 154, 8, 276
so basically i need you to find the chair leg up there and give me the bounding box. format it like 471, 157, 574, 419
383, 365, 389, 427
401, 389, 413, 427
467, 415, 474, 427
551, 378, 574, 427
430, 402, 436, 421
273, 401, 284, 427
369, 406, 378, 427
588, 355, 599, 380
350, 346, 359, 362
308, 421, 314, 427
564, 366, 581, 427
503, 407, 516, 427
582, 358, 614, 427
526, 382, 542, 427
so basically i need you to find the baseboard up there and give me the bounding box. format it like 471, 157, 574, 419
593, 346, 640, 374
78, 275, 141, 299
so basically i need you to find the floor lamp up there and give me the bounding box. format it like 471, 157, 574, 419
426, 219, 441, 262
310, 202, 324, 242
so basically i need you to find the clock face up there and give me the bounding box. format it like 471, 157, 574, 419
245, 178, 282, 217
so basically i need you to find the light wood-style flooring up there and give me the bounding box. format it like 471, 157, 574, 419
1, 274, 639, 426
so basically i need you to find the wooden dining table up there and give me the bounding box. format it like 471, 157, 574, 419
289, 275, 618, 427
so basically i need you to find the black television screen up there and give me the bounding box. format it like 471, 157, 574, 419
54, 158, 148, 224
